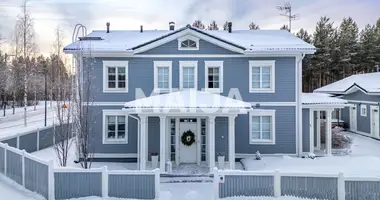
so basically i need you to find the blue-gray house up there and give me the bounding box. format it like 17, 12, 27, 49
64, 22, 325, 172
315, 72, 380, 140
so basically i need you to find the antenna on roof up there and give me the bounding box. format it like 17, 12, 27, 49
276, 2, 299, 32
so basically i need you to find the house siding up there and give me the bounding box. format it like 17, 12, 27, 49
341, 107, 350, 128
341, 90, 380, 103
302, 109, 310, 152
236, 106, 296, 154
89, 56, 296, 103
138, 39, 241, 55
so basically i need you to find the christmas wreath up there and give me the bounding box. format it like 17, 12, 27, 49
181, 130, 195, 146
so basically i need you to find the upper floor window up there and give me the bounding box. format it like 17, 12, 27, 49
249, 110, 276, 144
103, 110, 128, 144
249, 60, 275, 93
178, 35, 199, 50
103, 61, 129, 93
154, 61, 172, 93
205, 61, 223, 93
179, 61, 198, 90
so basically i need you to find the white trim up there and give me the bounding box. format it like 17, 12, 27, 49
249, 109, 276, 145
178, 35, 200, 50
133, 29, 245, 54
309, 109, 314, 153
204, 61, 224, 93
250, 102, 296, 106
102, 110, 128, 144
348, 100, 379, 105
249, 60, 276, 93
302, 104, 348, 109
360, 104, 367, 117
179, 61, 198, 90
102, 61, 129, 93
153, 61, 172, 93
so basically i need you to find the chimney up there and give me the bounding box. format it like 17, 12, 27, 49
228, 22, 232, 33
106, 22, 110, 33
169, 22, 175, 30
140, 25, 143, 33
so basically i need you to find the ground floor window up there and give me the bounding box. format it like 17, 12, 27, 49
249, 110, 276, 144
102, 110, 128, 144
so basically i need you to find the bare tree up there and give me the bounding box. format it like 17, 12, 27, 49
192, 20, 205, 29
0, 53, 8, 113
73, 43, 96, 169
207, 21, 219, 30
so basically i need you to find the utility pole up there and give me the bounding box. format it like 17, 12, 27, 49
276, 2, 299, 33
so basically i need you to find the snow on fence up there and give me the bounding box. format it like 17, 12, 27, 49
0, 125, 56, 153
54, 167, 160, 200
214, 169, 380, 200
0, 142, 52, 200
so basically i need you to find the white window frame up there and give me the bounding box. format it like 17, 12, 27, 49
102, 110, 128, 144
361, 104, 367, 117
178, 35, 200, 51
249, 110, 276, 144
103, 61, 129, 93
154, 61, 172, 93
179, 61, 198, 90
204, 61, 223, 93
249, 60, 275, 93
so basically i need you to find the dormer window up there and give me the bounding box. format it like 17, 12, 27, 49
178, 35, 199, 50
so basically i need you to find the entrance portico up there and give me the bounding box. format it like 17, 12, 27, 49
123, 90, 252, 172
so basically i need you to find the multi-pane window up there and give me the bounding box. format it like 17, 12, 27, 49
178, 36, 199, 50
249, 61, 275, 93
180, 61, 198, 90
250, 110, 275, 144
103, 61, 128, 92
157, 67, 169, 89
181, 39, 197, 48
154, 61, 172, 93
205, 61, 223, 93
107, 67, 126, 89
103, 110, 128, 144
361, 105, 367, 117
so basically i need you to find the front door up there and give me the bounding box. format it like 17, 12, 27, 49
350, 105, 357, 131
371, 106, 379, 138
179, 119, 197, 163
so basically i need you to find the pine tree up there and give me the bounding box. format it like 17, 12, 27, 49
280, 24, 290, 32
207, 21, 219, 30
296, 29, 313, 91
192, 20, 205, 29
338, 17, 359, 77
374, 18, 380, 67
358, 24, 377, 72
249, 22, 260, 30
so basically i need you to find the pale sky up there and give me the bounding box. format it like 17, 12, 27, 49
0, 0, 379, 55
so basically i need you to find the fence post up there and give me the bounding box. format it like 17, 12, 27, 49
4, 143, 7, 176
338, 172, 345, 200
17, 134, 20, 149
21, 150, 26, 187
274, 170, 281, 197
36, 128, 40, 151
102, 166, 108, 198
154, 168, 160, 200
213, 167, 219, 200
48, 160, 55, 200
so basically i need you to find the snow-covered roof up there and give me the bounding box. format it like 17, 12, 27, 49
302, 93, 348, 105
123, 89, 252, 113
64, 25, 315, 54
314, 72, 380, 94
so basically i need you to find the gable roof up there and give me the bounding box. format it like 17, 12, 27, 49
314, 72, 380, 95
64, 25, 316, 54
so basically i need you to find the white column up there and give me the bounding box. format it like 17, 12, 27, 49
326, 109, 333, 155
208, 116, 216, 171
159, 116, 166, 172
316, 111, 321, 150
140, 116, 147, 170
309, 110, 315, 153
228, 115, 236, 170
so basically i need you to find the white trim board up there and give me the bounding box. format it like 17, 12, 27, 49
250, 102, 296, 106
236, 153, 297, 158
347, 100, 380, 105
93, 153, 138, 158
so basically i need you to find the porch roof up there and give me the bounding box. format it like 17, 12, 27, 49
302, 93, 349, 109
123, 89, 252, 113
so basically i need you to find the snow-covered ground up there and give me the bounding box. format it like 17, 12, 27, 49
241, 132, 380, 177
0, 102, 58, 140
